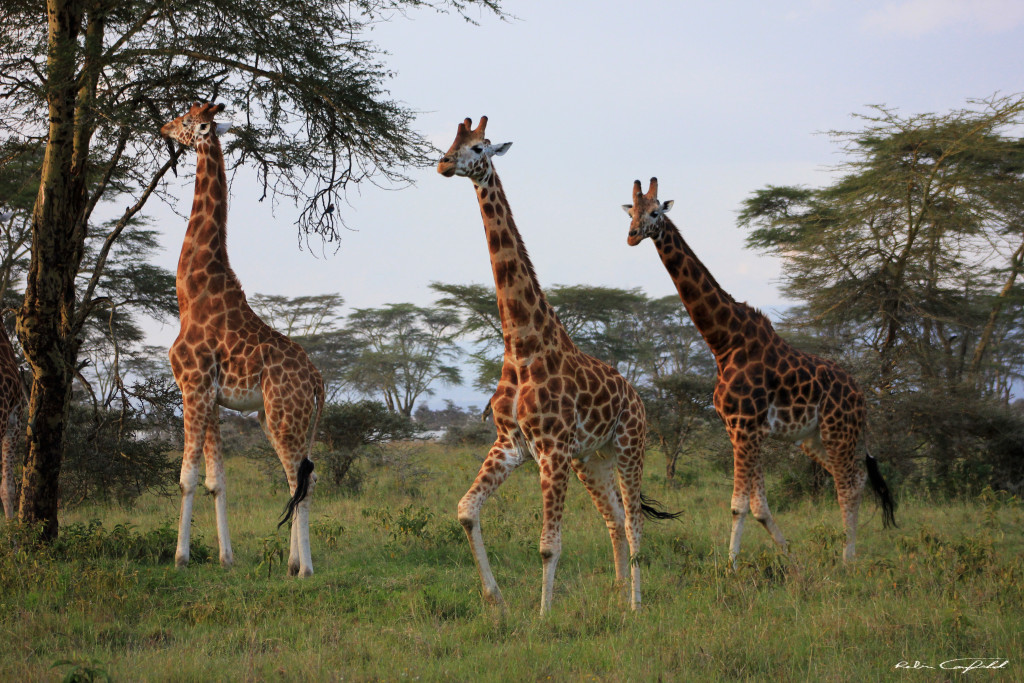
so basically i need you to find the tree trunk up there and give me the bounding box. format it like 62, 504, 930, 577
15, 0, 88, 540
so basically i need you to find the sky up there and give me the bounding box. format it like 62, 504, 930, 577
147, 0, 1024, 409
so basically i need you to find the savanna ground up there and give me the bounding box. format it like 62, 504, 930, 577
1, 441, 1021, 682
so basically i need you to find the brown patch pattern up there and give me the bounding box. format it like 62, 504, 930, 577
626, 177, 876, 566
162, 103, 325, 577
439, 118, 658, 613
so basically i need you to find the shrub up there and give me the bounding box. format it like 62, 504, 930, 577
316, 401, 417, 493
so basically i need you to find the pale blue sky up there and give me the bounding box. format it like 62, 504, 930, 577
148, 0, 1024, 407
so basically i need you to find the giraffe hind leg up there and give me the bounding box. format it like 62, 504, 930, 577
572, 454, 629, 599
262, 405, 317, 578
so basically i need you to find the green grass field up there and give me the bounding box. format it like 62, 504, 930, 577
1, 442, 1021, 682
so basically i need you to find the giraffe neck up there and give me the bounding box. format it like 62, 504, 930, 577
473, 171, 570, 361
177, 136, 241, 309
653, 218, 744, 359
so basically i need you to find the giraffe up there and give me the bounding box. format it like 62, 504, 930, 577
438, 118, 679, 613
623, 178, 895, 568
161, 102, 325, 576
0, 320, 25, 519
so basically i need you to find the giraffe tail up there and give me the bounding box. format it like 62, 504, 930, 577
278, 458, 315, 529
865, 452, 897, 529
277, 381, 324, 529
640, 493, 684, 522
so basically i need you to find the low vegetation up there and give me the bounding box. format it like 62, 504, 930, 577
2, 441, 1021, 681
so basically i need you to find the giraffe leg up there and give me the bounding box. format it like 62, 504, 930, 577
748, 460, 787, 554
289, 469, 316, 577
538, 453, 571, 615
1, 407, 19, 520
202, 414, 233, 568
616, 454, 646, 611
261, 400, 316, 578
832, 447, 867, 563
457, 438, 524, 608
728, 433, 762, 571
176, 390, 215, 568
572, 454, 629, 599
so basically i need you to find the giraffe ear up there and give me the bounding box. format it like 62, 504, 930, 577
661, 200, 674, 213
621, 204, 633, 215
490, 142, 512, 157
215, 122, 231, 135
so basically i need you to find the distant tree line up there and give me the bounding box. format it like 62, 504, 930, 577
3, 78, 1023, 530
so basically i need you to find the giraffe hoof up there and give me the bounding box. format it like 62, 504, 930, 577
175, 554, 189, 569
287, 563, 300, 577
298, 566, 314, 578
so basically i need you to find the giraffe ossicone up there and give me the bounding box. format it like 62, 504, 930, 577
161, 102, 325, 577
624, 177, 895, 568
439, 117, 680, 614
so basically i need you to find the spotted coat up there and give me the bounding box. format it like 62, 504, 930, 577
161, 103, 324, 577
439, 118, 658, 613
625, 177, 888, 566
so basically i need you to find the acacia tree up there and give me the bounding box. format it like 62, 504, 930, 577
0, 0, 503, 539
346, 303, 462, 417
739, 94, 1024, 398
738, 95, 1024, 492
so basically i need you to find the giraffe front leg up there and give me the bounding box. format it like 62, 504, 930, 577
176, 419, 205, 569
457, 440, 521, 609
728, 433, 761, 571
538, 455, 571, 615
202, 416, 234, 568
748, 461, 788, 555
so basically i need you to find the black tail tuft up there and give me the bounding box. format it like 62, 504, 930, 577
865, 453, 897, 529
640, 493, 684, 522
278, 458, 315, 529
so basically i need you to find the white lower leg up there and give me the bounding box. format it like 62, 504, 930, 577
176, 482, 196, 568
296, 498, 313, 577
729, 510, 747, 570
212, 486, 233, 567
459, 512, 503, 604
288, 513, 300, 576
539, 544, 561, 615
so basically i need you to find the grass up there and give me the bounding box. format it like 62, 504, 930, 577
1, 442, 1022, 681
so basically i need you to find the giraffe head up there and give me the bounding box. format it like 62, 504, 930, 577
437, 116, 511, 181
622, 178, 674, 246
161, 102, 230, 148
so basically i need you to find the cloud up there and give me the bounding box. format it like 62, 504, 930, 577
863, 0, 1024, 37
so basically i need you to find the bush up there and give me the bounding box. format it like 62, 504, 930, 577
316, 401, 417, 493
60, 401, 178, 509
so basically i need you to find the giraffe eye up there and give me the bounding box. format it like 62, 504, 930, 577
650, 211, 658, 218
471, 145, 483, 153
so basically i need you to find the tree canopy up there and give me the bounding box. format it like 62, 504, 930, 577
0, 0, 504, 538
